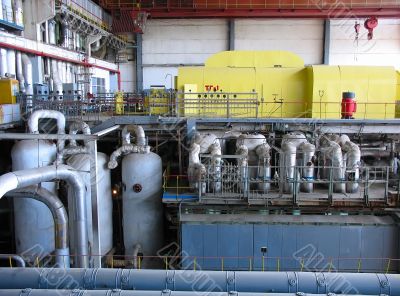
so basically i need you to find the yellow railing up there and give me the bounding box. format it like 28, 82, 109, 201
2, 253, 398, 273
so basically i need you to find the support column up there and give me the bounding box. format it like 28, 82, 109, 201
228, 19, 235, 51
136, 33, 143, 92
323, 19, 331, 65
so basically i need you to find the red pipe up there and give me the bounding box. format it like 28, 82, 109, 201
0, 42, 121, 90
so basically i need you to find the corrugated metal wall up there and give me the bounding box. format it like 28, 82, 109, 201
181, 221, 399, 272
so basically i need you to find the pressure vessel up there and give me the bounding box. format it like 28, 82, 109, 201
11, 139, 57, 259
122, 151, 163, 268
66, 152, 113, 257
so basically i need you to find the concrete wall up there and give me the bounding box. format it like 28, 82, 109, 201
119, 61, 136, 92
329, 19, 400, 68
235, 19, 324, 65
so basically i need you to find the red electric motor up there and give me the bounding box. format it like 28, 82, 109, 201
341, 92, 357, 119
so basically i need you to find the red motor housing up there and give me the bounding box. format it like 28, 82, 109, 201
341, 92, 357, 119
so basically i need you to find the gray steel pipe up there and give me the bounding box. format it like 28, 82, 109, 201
0, 269, 398, 295
11, 186, 70, 267
68, 120, 91, 147
27, 110, 66, 152
0, 290, 377, 296
108, 125, 149, 169
256, 143, 271, 193
298, 142, 315, 193
343, 141, 361, 193
0, 255, 25, 267
0, 165, 88, 268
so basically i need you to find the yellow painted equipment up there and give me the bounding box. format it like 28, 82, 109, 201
0, 79, 19, 104
146, 86, 170, 115
176, 51, 399, 119
115, 92, 124, 115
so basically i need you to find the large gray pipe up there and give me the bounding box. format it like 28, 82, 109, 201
256, 143, 271, 193
21, 54, 33, 96
0, 269, 398, 295
56, 121, 91, 165
342, 140, 361, 193
51, 59, 63, 99
108, 125, 149, 169
16, 52, 25, 93
0, 290, 376, 296
0, 165, 88, 268
28, 110, 66, 152
11, 186, 70, 267
298, 142, 315, 193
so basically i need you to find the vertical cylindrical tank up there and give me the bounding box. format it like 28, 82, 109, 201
11, 140, 57, 259
122, 152, 163, 268
66, 152, 113, 258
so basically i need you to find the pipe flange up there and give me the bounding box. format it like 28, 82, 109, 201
111, 289, 123, 296
228, 291, 238, 296
20, 288, 33, 295
83, 268, 98, 289
296, 293, 306, 296
227, 271, 235, 291
161, 289, 172, 296
70, 289, 85, 296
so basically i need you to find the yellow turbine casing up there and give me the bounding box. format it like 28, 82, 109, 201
176, 50, 398, 119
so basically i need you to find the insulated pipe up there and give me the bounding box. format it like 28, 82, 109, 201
0, 165, 88, 268
236, 144, 249, 193
0, 255, 25, 267
209, 142, 222, 193
343, 141, 361, 193
323, 141, 345, 193
0, 48, 7, 77
12, 186, 70, 267
68, 120, 91, 147
188, 143, 206, 192
0, 290, 376, 296
108, 145, 138, 169
21, 53, 33, 95
256, 143, 271, 193
16, 52, 25, 93
280, 132, 308, 194
280, 141, 297, 194
0, 269, 399, 295
51, 59, 63, 99
108, 125, 148, 169
28, 110, 66, 152
6, 49, 16, 77
132, 125, 146, 146
56, 146, 88, 166
298, 142, 315, 193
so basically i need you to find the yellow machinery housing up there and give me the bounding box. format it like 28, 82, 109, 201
0, 79, 19, 104
176, 51, 399, 119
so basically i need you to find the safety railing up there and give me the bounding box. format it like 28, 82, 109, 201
194, 162, 399, 205
1, 253, 398, 273
17, 93, 400, 120
101, 0, 400, 9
